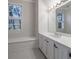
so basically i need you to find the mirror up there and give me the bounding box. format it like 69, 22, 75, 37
56, 1, 71, 34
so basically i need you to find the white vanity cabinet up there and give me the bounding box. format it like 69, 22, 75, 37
39, 34, 71, 59
54, 42, 71, 59
39, 35, 54, 59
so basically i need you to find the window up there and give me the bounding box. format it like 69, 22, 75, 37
8, 3, 22, 30
9, 19, 21, 30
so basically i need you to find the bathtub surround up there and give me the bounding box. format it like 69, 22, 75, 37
8, 0, 37, 42
8, 0, 42, 59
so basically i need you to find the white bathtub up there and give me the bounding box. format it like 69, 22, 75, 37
8, 37, 39, 48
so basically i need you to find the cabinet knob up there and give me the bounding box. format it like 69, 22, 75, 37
46, 40, 49, 43
54, 44, 58, 48
45, 40, 49, 43
69, 52, 71, 58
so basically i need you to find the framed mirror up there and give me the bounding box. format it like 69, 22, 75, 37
56, 1, 71, 34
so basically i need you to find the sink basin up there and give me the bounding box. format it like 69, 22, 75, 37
48, 33, 62, 38
48, 33, 70, 39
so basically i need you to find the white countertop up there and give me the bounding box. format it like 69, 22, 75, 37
39, 33, 71, 48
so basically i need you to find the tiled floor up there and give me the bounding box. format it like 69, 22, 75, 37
8, 45, 46, 59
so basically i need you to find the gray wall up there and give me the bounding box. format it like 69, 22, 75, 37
8, 0, 36, 40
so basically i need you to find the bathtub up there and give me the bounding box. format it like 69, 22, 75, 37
8, 37, 39, 48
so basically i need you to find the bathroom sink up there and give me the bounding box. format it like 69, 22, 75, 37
48, 33, 62, 38
48, 33, 70, 39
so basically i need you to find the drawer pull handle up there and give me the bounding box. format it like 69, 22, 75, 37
54, 44, 58, 48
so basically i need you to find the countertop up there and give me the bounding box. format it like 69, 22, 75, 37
39, 32, 71, 48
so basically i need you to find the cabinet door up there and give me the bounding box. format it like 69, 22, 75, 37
39, 35, 47, 55
42, 38, 47, 56
39, 35, 43, 50
68, 49, 71, 59
46, 39, 54, 59
54, 42, 69, 59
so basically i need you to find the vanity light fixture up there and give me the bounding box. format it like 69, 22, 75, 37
48, 0, 69, 11
48, 5, 54, 12
48, 0, 61, 11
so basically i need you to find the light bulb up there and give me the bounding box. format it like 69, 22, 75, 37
57, 0, 61, 4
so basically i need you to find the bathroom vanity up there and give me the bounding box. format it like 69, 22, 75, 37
38, 0, 71, 59
39, 32, 71, 59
